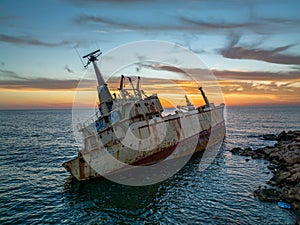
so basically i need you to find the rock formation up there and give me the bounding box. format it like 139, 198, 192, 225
230, 130, 300, 223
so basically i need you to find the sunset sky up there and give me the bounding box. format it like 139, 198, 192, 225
0, 0, 299, 109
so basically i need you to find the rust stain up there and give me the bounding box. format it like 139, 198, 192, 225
79, 157, 85, 180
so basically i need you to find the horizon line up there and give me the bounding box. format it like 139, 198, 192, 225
1, 103, 300, 111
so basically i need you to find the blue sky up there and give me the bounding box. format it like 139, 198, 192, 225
0, 0, 299, 107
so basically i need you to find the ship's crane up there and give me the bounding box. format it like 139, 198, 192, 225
117, 75, 144, 100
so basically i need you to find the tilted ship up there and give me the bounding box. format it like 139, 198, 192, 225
63, 50, 226, 181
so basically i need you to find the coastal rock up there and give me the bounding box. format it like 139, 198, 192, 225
263, 147, 278, 155
230, 146, 265, 159
270, 159, 281, 166
262, 134, 277, 140
291, 201, 300, 212
270, 171, 291, 185
289, 164, 300, 174
239, 147, 253, 157
267, 164, 278, 171
286, 172, 300, 184
240, 151, 253, 157
254, 187, 281, 202
278, 131, 297, 142
234, 130, 300, 217
287, 187, 300, 202
268, 151, 282, 163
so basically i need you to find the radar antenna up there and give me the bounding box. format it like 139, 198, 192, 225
82, 49, 102, 68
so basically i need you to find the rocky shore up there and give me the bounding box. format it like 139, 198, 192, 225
230, 130, 300, 223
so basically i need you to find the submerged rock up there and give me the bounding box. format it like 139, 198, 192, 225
230, 147, 242, 154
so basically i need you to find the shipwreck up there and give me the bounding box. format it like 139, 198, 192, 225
63, 49, 226, 181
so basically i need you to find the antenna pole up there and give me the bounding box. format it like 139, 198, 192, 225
74, 47, 85, 68
83, 49, 113, 115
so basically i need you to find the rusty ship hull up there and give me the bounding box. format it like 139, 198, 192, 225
63, 105, 225, 181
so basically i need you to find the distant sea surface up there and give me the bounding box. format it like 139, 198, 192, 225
0, 106, 299, 224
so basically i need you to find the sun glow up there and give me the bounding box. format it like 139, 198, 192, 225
1, 83, 298, 110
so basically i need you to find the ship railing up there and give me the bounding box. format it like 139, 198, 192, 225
76, 112, 99, 132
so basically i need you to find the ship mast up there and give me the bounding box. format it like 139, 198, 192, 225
136, 76, 142, 99
83, 49, 113, 115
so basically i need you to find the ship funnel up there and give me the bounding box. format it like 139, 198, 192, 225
199, 87, 210, 106
136, 76, 140, 90
83, 49, 113, 115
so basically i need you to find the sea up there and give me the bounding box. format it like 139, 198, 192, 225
0, 106, 299, 225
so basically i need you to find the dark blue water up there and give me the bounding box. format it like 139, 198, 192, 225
0, 106, 299, 224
